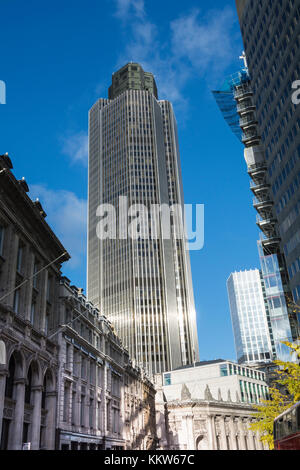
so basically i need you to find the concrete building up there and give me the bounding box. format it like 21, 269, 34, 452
0, 153, 70, 450
160, 360, 268, 406
235, 1, 300, 313
0, 153, 157, 450
87, 62, 199, 375
155, 360, 269, 450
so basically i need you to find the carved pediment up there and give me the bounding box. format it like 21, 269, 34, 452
181, 383, 191, 401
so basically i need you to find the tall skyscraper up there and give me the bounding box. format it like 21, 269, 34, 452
258, 241, 295, 361
214, 0, 300, 360
235, 1, 300, 318
87, 63, 199, 375
227, 269, 273, 364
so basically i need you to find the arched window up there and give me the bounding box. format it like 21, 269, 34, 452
5, 355, 15, 398
25, 365, 32, 404
41, 375, 47, 410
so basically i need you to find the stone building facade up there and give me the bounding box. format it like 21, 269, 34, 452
56, 278, 156, 450
156, 388, 265, 451
0, 154, 156, 450
0, 153, 70, 450
155, 360, 269, 450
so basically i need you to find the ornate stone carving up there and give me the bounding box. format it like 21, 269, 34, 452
204, 385, 213, 401
181, 384, 191, 401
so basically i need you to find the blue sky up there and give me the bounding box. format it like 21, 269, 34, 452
0, 0, 262, 361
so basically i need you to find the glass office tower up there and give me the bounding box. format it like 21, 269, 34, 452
87, 63, 199, 375
258, 240, 294, 361
235, 1, 300, 310
227, 269, 272, 364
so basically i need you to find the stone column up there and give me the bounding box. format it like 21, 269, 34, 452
44, 391, 57, 449
246, 423, 255, 450
229, 416, 237, 450
251, 431, 256, 450
0, 368, 8, 443
207, 415, 217, 450
257, 432, 264, 450
30, 385, 43, 450
219, 416, 227, 450
8, 378, 25, 450
186, 413, 195, 450
237, 418, 246, 450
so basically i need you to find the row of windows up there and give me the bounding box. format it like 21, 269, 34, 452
288, 256, 300, 280
220, 364, 264, 381
271, 146, 300, 197
0, 224, 54, 333
264, 109, 300, 166
275, 170, 300, 216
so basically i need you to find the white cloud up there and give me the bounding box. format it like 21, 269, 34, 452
61, 131, 88, 165
115, 0, 145, 20
29, 185, 87, 271
113, 3, 239, 106
170, 8, 236, 75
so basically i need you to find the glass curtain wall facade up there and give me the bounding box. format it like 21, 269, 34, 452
258, 241, 294, 361
227, 269, 272, 364
235, 0, 300, 308
87, 63, 199, 375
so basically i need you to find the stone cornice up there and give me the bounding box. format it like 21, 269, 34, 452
166, 398, 256, 412
0, 167, 70, 263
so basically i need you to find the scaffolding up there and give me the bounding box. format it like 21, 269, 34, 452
212, 69, 250, 142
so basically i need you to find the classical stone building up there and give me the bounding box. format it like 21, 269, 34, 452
0, 153, 70, 450
155, 360, 269, 450
0, 153, 157, 450
56, 278, 157, 450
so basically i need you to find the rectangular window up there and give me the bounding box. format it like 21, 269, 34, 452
66, 343, 71, 370
90, 363, 95, 385
30, 302, 36, 325
45, 313, 49, 335
113, 408, 119, 434
13, 289, 20, 314
32, 260, 39, 288
0, 225, 4, 256
16, 242, 23, 273
89, 399, 94, 428
80, 395, 85, 427
97, 401, 101, 431
164, 373, 171, 386
72, 391, 76, 425
220, 365, 228, 377
63, 383, 70, 422
106, 401, 111, 431
81, 357, 86, 379
46, 275, 52, 302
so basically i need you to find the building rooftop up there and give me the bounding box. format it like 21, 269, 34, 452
172, 359, 227, 371
108, 62, 158, 100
